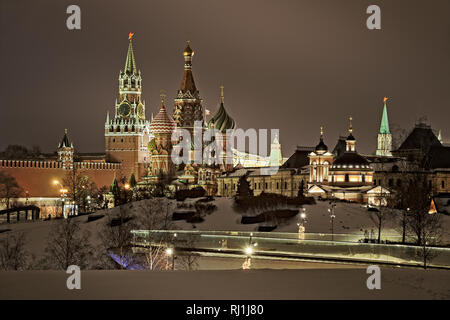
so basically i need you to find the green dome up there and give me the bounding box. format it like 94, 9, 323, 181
207, 102, 235, 133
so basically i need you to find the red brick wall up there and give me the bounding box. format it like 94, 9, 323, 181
0, 160, 120, 198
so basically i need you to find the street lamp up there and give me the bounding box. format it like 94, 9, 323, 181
53, 180, 68, 218
166, 247, 175, 270
328, 201, 336, 241
297, 208, 307, 239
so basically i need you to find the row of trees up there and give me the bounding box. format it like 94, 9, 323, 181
0, 197, 198, 271
368, 173, 443, 268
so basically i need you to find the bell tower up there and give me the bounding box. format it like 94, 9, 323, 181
105, 33, 150, 181
173, 40, 204, 132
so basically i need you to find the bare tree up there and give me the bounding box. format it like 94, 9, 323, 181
44, 219, 93, 270
100, 206, 135, 269
393, 172, 443, 268
63, 167, 98, 213
414, 212, 442, 269
177, 236, 199, 271
0, 171, 23, 210
136, 198, 176, 270
0, 232, 28, 270
368, 191, 394, 244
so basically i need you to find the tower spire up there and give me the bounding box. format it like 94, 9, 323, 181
376, 97, 393, 156
379, 97, 390, 134
124, 32, 137, 75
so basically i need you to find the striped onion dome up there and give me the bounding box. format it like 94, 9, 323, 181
150, 96, 176, 135
207, 86, 235, 133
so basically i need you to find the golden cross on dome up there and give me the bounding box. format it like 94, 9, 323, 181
220, 85, 224, 103
349, 116, 353, 133
320, 126, 324, 136
160, 89, 166, 104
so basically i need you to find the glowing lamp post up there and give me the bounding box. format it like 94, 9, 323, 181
297, 208, 307, 239
166, 247, 175, 270
328, 201, 336, 241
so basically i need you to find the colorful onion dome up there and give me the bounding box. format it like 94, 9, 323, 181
207, 86, 236, 133
150, 91, 176, 134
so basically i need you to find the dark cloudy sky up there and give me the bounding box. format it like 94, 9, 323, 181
1, 0, 449, 157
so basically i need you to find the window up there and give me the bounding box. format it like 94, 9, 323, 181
388, 179, 393, 187
442, 180, 445, 189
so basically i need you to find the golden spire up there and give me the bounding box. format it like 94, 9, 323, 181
220, 85, 224, 103
64, 128, 68, 134
320, 125, 324, 137
349, 116, 353, 134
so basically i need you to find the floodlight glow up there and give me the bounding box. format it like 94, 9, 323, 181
245, 247, 253, 255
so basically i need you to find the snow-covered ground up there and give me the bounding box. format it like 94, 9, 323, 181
1, 265, 449, 299
1, 197, 450, 262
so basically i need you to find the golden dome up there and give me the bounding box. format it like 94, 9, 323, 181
183, 40, 194, 56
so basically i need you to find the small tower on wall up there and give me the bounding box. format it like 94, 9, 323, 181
376, 97, 392, 156
149, 91, 177, 178
173, 40, 204, 133
105, 33, 150, 181
57, 129, 74, 169
269, 134, 283, 167
308, 126, 334, 183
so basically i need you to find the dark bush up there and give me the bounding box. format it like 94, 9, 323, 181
175, 187, 206, 201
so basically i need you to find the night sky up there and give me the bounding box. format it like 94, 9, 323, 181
1, 0, 449, 156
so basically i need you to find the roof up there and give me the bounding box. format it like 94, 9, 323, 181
280, 148, 312, 169
180, 69, 197, 93
150, 103, 176, 135
331, 151, 371, 168
315, 137, 328, 152
58, 129, 72, 148
397, 124, 441, 152
379, 102, 390, 134
124, 38, 137, 75
425, 145, 450, 169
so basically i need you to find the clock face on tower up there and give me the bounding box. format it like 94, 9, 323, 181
137, 103, 145, 119
119, 102, 131, 117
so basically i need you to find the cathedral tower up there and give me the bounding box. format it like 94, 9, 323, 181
207, 86, 236, 171
376, 97, 392, 156
149, 91, 176, 177
308, 126, 333, 183
173, 41, 204, 132
105, 33, 150, 181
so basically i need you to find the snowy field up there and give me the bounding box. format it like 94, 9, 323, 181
1, 197, 450, 261
1, 265, 449, 299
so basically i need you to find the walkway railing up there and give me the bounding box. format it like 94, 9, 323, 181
131, 230, 450, 269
